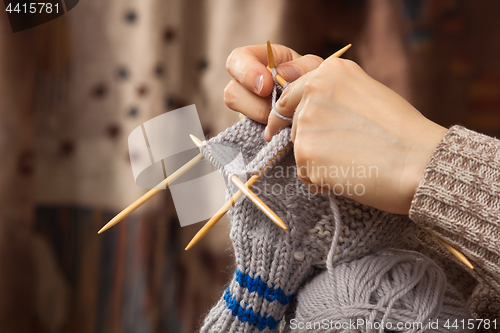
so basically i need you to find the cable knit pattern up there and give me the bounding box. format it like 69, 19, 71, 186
198, 118, 418, 332
410, 125, 500, 329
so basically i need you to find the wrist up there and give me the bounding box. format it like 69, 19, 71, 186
404, 122, 448, 213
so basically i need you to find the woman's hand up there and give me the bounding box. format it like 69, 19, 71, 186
224, 44, 323, 123
224, 44, 447, 214
274, 57, 447, 214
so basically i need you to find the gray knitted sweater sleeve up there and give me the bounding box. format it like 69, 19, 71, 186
409, 125, 500, 317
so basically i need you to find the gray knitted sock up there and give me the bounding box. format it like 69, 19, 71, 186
199, 118, 416, 333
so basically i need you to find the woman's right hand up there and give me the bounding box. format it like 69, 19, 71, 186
224, 44, 323, 124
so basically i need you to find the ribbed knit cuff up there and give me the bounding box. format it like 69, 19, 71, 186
200, 269, 294, 332
409, 125, 500, 289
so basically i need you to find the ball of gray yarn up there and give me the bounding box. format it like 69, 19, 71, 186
294, 250, 473, 333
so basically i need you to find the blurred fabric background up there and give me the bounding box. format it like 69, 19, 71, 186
1, 0, 499, 332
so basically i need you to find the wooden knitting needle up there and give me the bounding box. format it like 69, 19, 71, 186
185, 140, 291, 250
185, 174, 260, 250
98, 152, 203, 234
434, 235, 474, 269
266, 41, 352, 88
266, 42, 473, 270
190, 134, 288, 231
266, 40, 276, 68
326, 44, 352, 60
266, 40, 287, 87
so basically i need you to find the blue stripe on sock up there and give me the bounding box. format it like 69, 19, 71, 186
224, 288, 281, 330
235, 269, 294, 305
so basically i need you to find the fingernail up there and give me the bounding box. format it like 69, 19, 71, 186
277, 94, 286, 108
263, 126, 271, 141
254, 75, 264, 94
279, 64, 301, 81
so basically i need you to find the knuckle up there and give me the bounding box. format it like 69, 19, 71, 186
342, 59, 361, 72
277, 89, 290, 109
294, 138, 311, 167
225, 54, 233, 74
225, 48, 240, 73
303, 54, 324, 68
302, 74, 334, 102
324, 57, 359, 74
295, 97, 316, 125
303, 78, 320, 96
255, 102, 271, 124
295, 156, 308, 179
297, 106, 314, 125
309, 174, 321, 186
295, 104, 309, 123
223, 81, 237, 109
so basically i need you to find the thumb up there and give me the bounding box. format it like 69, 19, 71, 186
276, 54, 323, 82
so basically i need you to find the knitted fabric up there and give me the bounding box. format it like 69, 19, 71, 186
198, 118, 416, 332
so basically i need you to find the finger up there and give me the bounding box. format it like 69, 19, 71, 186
297, 170, 329, 194
263, 72, 310, 141
276, 54, 323, 83
296, 159, 330, 194
291, 93, 308, 143
224, 79, 271, 124
226, 44, 301, 97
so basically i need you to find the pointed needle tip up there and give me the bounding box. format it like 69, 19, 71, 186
190, 134, 202, 147
185, 238, 197, 251
266, 40, 276, 68
327, 44, 353, 60
98, 222, 114, 234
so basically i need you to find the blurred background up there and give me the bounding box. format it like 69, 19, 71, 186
0, 0, 499, 332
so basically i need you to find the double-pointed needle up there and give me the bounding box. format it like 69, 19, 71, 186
185, 139, 291, 251
189, 135, 287, 230
435, 235, 473, 269
184, 175, 260, 250
266, 41, 352, 88
98, 151, 203, 234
